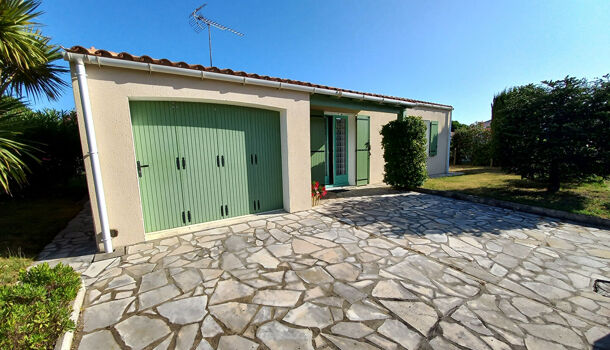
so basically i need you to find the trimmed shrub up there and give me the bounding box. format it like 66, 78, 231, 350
381, 116, 428, 188
0, 263, 80, 350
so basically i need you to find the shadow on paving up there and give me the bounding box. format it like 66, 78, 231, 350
317, 191, 555, 238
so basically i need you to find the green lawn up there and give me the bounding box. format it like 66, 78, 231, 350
0, 179, 87, 285
422, 165, 610, 219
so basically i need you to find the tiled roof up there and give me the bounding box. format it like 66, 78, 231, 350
65, 46, 452, 109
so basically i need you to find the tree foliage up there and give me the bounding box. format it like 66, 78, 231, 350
491, 75, 610, 192
381, 116, 428, 188
0, 0, 66, 194
451, 120, 468, 132
450, 123, 492, 165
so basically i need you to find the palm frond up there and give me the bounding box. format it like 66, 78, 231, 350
0, 96, 39, 194
0, 34, 68, 100
0, 0, 46, 70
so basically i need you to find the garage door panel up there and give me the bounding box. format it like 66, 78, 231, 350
257, 110, 283, 212
131, 101, 185, 232
174, 102, 224, 224
215, 104, 250, 218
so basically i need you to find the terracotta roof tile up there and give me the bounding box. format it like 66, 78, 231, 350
65, 46, 452, 109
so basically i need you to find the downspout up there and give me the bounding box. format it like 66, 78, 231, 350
74, 59, 113, 253
446, 109, 452, 174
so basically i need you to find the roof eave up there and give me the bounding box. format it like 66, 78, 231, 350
63, 50, 454, 111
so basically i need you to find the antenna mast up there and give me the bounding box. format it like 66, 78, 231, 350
189, 4, 244, 67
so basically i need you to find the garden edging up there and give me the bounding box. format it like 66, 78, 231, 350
415, 188, 610, 229
54, 280, 86, 350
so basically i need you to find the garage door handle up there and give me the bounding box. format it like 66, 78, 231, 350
220, 205, 224, 216
176, 157, 180, 170
182, 157, 186, 169
255, 154, 258, 165
187, 210, 191, 222
182, 211, 186, 224
137, 161, 149, 177
221, 156, 225, 167
225, 205, 229, 216
251, 154, 253, 164
216, 156, 220, 167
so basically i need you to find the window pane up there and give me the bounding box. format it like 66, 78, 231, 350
335, 118, 346, 175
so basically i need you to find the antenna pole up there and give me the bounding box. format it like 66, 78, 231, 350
207, 23, 212, 66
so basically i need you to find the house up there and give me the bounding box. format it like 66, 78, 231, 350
64, 46, 453, 252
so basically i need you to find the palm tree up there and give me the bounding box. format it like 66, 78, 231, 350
0, 0, 65, 194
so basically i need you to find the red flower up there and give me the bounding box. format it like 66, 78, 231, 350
314, 181, 320, 190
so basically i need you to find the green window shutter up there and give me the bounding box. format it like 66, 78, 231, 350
310, 117, 326, 185
429, 121, 439, 156
356, 116, 370, 186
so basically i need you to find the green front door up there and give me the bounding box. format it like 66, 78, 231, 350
332, 116, 348, 186
131, 101, 282, 234
356, 116, 370, 186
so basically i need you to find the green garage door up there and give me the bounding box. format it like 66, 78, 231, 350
131, 101, 282, 233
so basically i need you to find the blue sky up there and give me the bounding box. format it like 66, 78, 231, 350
33, 0, 610, 124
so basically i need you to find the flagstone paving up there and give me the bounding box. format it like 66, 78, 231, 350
44, 192, 610, 349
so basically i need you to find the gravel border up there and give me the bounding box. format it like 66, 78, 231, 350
415, 188, 610, 229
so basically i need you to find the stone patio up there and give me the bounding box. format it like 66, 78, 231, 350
38, 192, 610, 349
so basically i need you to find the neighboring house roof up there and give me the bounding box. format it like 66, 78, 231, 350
64, 46, 452, 109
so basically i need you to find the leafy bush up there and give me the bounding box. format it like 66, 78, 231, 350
381, 116, 428, 188
451, 123, 492, 165
0, 263, 80, 350
492, 75, 610, 192
11, 109, 83, 189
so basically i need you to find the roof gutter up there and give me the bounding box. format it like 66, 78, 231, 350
63, 52, 453, 111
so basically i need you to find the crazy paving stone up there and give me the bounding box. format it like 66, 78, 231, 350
346, 302, 390, 321
325, 262, 360, 281
252, 289, 302, 307
377, 319, 422, 350
380, 300, 438, 336
115, 315, 171, 350
330, 322, 374, 339
138, 284, 181, 310
78, 330, 121, 350
257, 320, 315, 350
247, 248, 280, 268
283, 302, 334, 328
82, 297, 134, 332
322, 334, 379, 350
175, 324, 198, 350
208, 302, 258, 333
156, 295, 207, 324
372, 280, 417, 300
200, 314, 223, 338
296, 266, 334, 284
209, 279, 255, 304
217, 335, 259, 350
439, 321, 490, 350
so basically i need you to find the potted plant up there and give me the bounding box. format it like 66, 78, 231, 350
311, 181, 327, 206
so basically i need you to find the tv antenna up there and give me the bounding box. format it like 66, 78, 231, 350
189, 3, 244, 67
